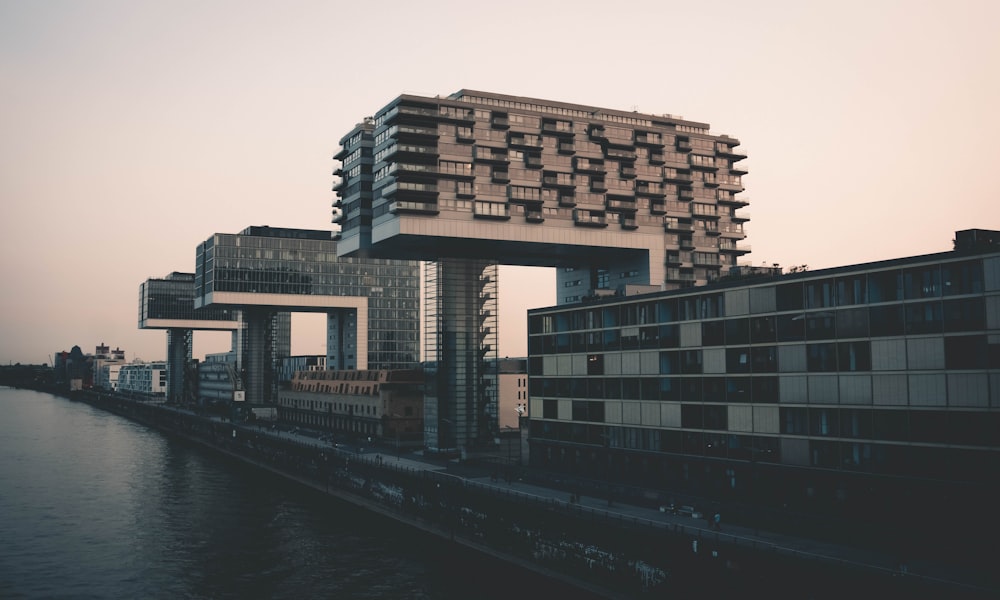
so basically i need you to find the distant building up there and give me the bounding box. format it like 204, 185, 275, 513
276, 369, 424, 448
198, 351, 238, 406
526, 229, 1000, 539
277, 355, 326, 389
492, 358, 528, 430
192, 226, 421, 404
118, 362, 167, 396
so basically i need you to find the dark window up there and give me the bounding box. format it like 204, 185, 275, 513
943, 297, 985, 332
840, 409, 872, 439
703, 377, 726, 402
945, 335, 988, 369
726, 377, 751, 403
725, 318, 750, 344
942, 260, 984, 296
903, 266, 942, 299
704, 405, 727, 430
836, 307, 869, 338
702, 321, 725, 346
781, 407, 808, 434
681, 350, 703, 374
681, 404, 703, 428
602, 329, 620, 351
726, 347, 751, 373
777, 314, 805, 341
810, 440, 840, 468
543, 399, 558, 419
622, 377, 640, 399
659, 351, 679, 374
658, 324, 680, 348
868, 270, 902, 303
750, 316, 776, 343
681, 378, 702, 402
869, 305, 905, 336
775, 283, 804, 311
751, 376, 779, 403
659, 377, 679, 401
805, 312, 836, 340
751, 345, 778, 372
805, 280, 836, 308
836, 275, 867, 305
838, 341, 871, 371
640, 326, 660, 348
810, 408, 839, 436
905, 301, 943, 335
657, 298, 678, 322
807, 343, 837, 371
587, 354, 604, 375
873, 410, 908, 442
604, 378, 622, 399
602, 305, 619, 327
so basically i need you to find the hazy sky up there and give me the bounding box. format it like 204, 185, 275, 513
2, 0, 998, 366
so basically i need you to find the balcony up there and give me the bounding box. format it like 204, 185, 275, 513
526, 210, 545, 223
649, 200, 666, 214
607, 197, 638, 212
542, 173, 575, 188
557, 140, 576, 154
716, 144, 748, 160
332, 198, 343, 209
573, 157, 605, 174
473, 201, 510, 220
730, 163, 749, 175
605, 148, 637, 161
620, 165, 636, 178
665, 220, 693, 232
588, 123, 607, 141
666, 268, 696, 282
331, 209, 344, 224
542, 120, 574, 136
524, 154, 543, 169
620, 215, 638, 230
389, 200, 439, 215
573, 209, 608, 227
635, 182, 666, 198
491, 116, 509, 129
664, 170, 693, 184
679, 237, 695, 249
693, 253, 721, 267
717, 194, 749, 207
678, 188, 694, 201
634, 132, 664, 147
718, 180, 744, 192
381, 181, 438, 198
719, 242, 752, 255
590, 179, 608, 193
676, 139, 691, 152
730, 211, 751, 222
474, 147, 510, 164
491, 170, 510, 183
508, 132, 544, 149
648, 151, 665, 165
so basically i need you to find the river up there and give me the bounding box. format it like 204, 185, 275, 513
0, 387, 555, 599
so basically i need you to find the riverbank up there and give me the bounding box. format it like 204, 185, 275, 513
40, 387, 997, 598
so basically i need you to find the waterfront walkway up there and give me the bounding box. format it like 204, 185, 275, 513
219, 417, 993, 595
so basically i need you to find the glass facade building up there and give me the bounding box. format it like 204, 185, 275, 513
527, 232, 1000, 550
194, 226, 420, 373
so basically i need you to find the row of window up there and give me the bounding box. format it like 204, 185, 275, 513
531, 297, 988, 343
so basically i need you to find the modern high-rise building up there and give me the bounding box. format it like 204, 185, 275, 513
138, 272, 240, 402
334, 90, 750, 455
525, 229, 1000, 550
334, 90, 750, 298
193, 226, 420, 403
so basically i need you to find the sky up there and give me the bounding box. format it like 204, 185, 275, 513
1, 0, 998, 366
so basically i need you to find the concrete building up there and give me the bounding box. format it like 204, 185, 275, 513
193, 226, 420, 405
334, 90, 750, 457
277, 369, 424, 448
118, 361, 167, 397
138, 272, 240, 402
525, 229, 1000, 544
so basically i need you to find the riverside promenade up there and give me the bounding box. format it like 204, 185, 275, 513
71, 391, 998, 599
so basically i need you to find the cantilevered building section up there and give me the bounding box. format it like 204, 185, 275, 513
334, 90, 750, 300
138, 272, 240, 403
193, 226, 420, 404
333, 90, 752, 455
